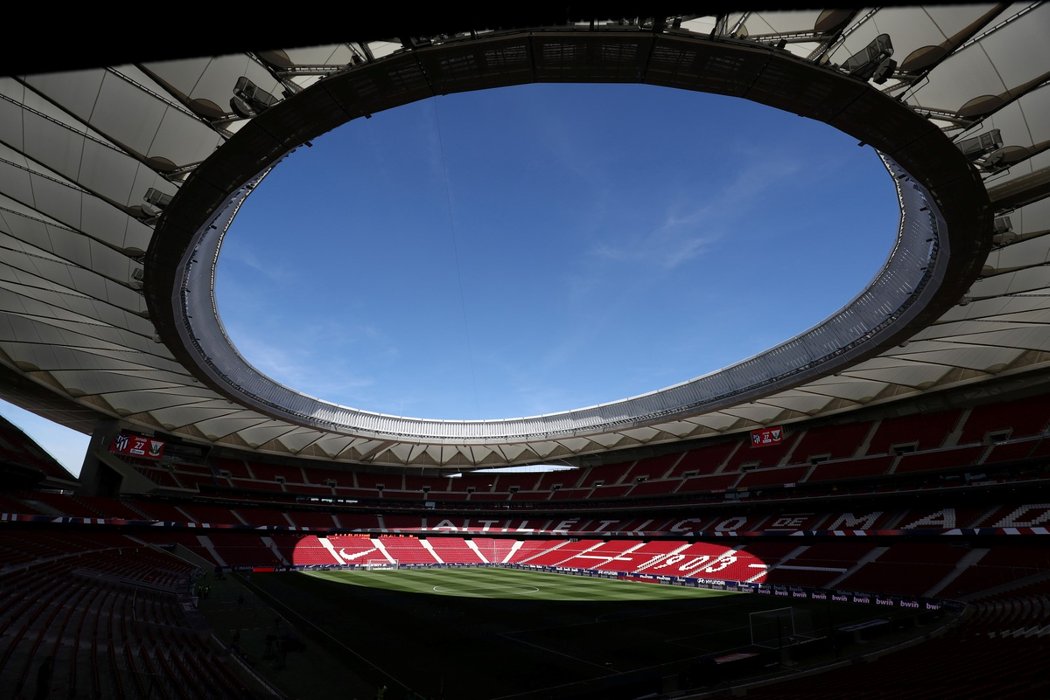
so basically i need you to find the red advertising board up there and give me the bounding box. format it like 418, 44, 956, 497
750, 426, 784, 448
110, 432, 165, 460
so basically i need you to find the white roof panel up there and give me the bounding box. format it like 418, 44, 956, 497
0, 8, 1047, 467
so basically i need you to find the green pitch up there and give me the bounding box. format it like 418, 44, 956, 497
302, 566, 738, 601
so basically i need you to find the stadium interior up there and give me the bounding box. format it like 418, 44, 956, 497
3, 4, 1050, 699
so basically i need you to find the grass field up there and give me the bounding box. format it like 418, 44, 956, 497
303, 566, 739, 601
225, 566, 916, 699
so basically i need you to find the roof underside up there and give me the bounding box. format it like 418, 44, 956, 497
1, 6, 1049, 468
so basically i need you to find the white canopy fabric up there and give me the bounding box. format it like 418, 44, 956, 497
1, 6, 1049, 468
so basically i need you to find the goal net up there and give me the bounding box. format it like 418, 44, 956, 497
749, 607, 815, 649
363, 559, 399, 571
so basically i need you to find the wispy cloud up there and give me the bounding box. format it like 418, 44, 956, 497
517, 147, 810, 394
422, 100, 455, 194
207, 89, 879, 424
224, 320, 394, 406
588, 152, 802, 271
473, 360, 590, 417
220, 244, 293, 284
590, 206, 719, 270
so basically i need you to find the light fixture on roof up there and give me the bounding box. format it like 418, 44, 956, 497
131, 187, 173, 223
841, 34, 896, 84
977, 140, 1050, 175
129, 266, 145, 290
143, 187, 172, 211
229, 77, 279, 119
956, 129, 1003, 162
992, 216, 1018, 246
398, 36, 433, 50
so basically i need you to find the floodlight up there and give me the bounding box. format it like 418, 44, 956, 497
992, 216, 1018, 246
956, 129, 1003, 161
132, 187, 173, 222
230, 76, 279, 118
841, 34, 896, 83
144, 187, 172, 211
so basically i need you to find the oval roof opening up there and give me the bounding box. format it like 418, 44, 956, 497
217, 83, 897, 421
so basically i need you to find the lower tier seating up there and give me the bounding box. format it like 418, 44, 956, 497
0, 532, 249, 700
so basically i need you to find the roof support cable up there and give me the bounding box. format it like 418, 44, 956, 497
817, 8, 879, 65
357, 42, 376, 63
248, 52, 304, 98
887, 4, 1011, 92
956, 3, 1042, 55
0, 145, 164, 227
132, 64, 240, 137
0, 158, 150, 259
106, 68, 200, 120
11, 78, 192, 183
884, 73, 929, 103
0, 237, 143, 292
428, 100, 481, 418
729, 12, 750, 38
0, 91, 131, 158
805, 9, 861, 63
709, 14, 728, 40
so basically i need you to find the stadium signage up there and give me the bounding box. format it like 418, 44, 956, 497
993, 505, 1050, 527
670, 518, 705, 532
359, 505, 1022, 536
769, 516, 808, 529
6, 507, 1050, 541
750, 426, 784, 447
110, 432, 165, 460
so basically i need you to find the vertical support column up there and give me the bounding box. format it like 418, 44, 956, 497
75, 419, 122, 496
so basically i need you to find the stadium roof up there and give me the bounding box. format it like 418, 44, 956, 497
1, 5, 1049, 468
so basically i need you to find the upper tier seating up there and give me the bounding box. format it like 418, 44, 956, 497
109, 392, 1050, 504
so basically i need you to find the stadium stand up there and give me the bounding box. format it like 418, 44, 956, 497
0, 532, 250, 699
2, 7, 1050, 697
376, 536, 438, 564
86, 394, 1050, 511
738, 602, 1050, 699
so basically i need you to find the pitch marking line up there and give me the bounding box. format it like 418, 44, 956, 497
432, 584, 540, 595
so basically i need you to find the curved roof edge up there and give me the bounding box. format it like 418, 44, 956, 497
146, 29, 991, 447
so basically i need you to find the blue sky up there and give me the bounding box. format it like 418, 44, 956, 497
0, 398, 91, 478
2, 82, 897, 476
218, 83, 896, 420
